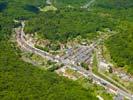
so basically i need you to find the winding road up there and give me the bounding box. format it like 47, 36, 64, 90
15, 22, 133, 100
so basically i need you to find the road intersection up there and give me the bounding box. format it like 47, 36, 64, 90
15, 22, 133, 100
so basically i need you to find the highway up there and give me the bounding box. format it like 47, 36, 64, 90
15, 22, 133, 100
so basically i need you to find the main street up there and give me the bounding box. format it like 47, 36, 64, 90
15, 22, 133, 100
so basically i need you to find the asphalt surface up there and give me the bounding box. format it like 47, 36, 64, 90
15, 22, 133, 100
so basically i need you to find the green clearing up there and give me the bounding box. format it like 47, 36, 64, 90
39, 5, 57, 12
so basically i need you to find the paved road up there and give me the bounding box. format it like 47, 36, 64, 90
70, 65, 133, 99
81, 0, 95, 9
15, 22, 133, 100
96, 46, 132, 94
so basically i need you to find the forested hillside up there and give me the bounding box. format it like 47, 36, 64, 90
24, 0, 133, 74
0, 41, 97, 100
96, 0, 133, 9
0, 0, 133, 99
25, 8, 116, 42
0, 0, 46, 19
53, 0, 89, 8
94, 0, 133, 74
0, 0, 98, 99
106, 22, 133, 74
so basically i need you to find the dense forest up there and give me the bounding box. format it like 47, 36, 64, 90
0, 41, 97, 100
24, 0, 133, 74
52, 0, 89, 8
106, 22, 133, 74
0, 0, 133, 99
25, 8, 116, 42
95, 0, 133, 74
96, 0, 133, 9
0, 0, 98, 99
